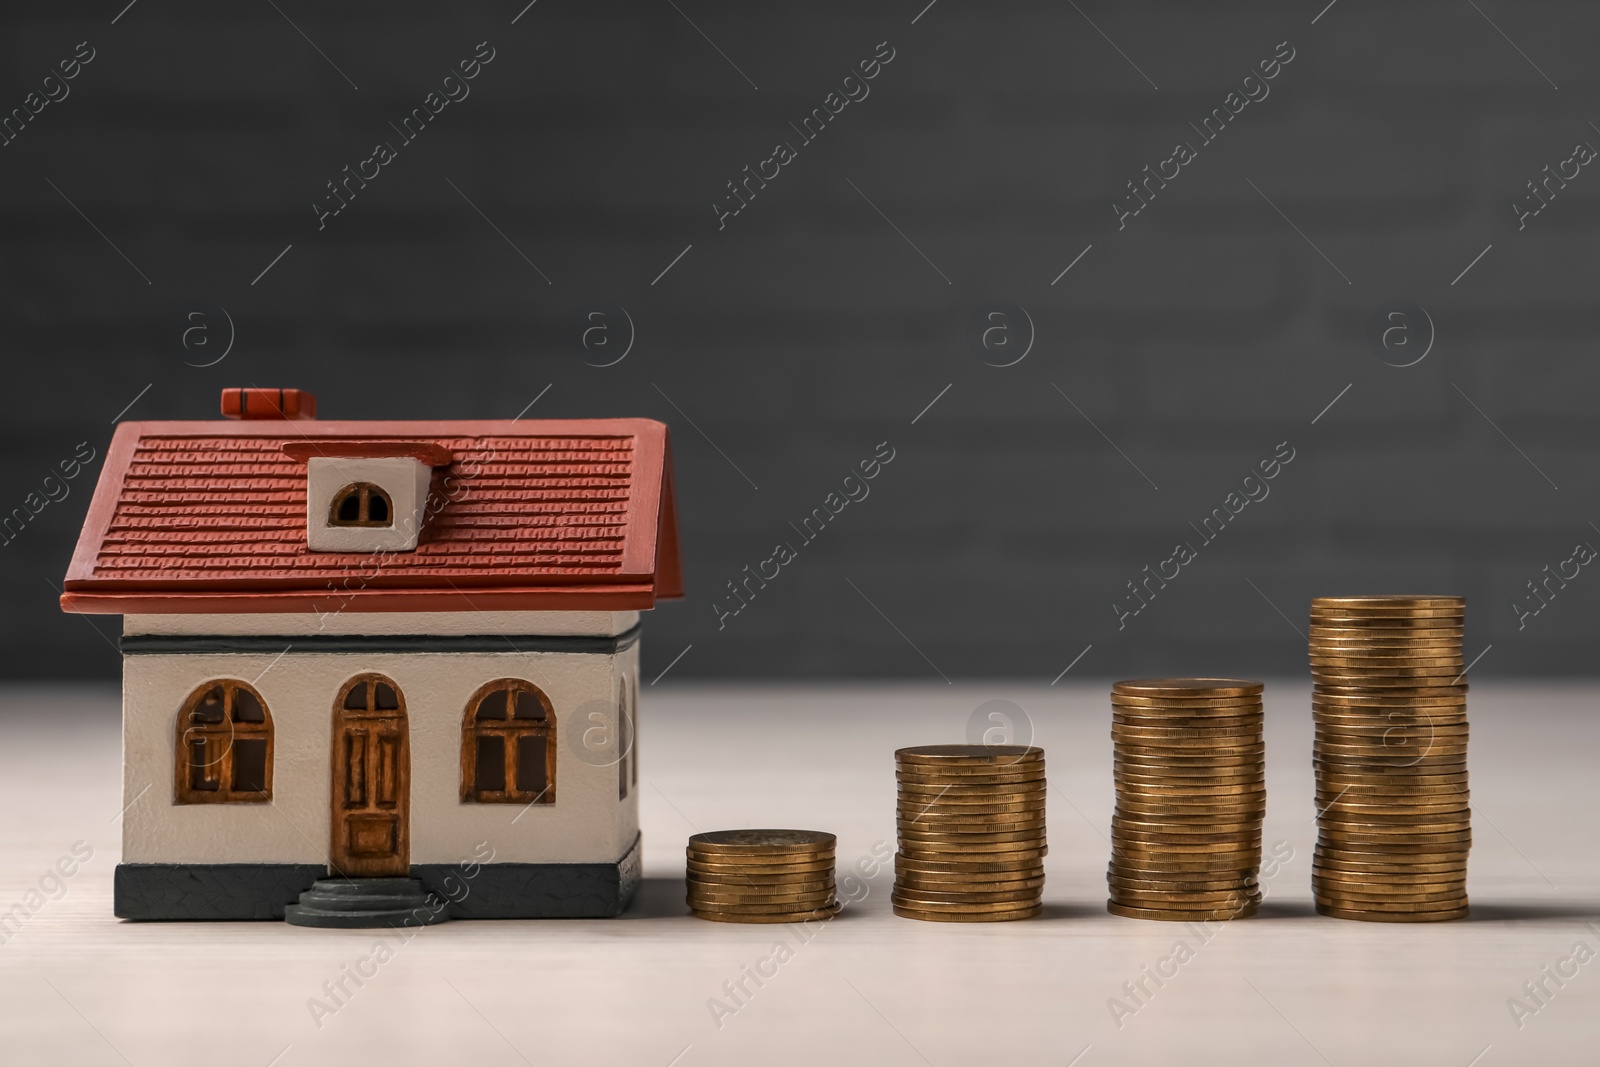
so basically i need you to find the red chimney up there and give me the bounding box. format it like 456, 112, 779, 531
221, 388, 317, 420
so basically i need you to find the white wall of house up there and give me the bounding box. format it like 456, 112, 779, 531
121, 644, 641, 867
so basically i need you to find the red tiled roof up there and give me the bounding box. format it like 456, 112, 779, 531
61, 417, 681, 614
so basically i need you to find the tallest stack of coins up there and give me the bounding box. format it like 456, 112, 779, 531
1310, 595, 1470, 922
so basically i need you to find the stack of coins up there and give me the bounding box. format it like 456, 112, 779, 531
685, 830, 840, 923
1310, 595, 1470, 922
893, 745, 1046, 922
1108, 679, 1265, 921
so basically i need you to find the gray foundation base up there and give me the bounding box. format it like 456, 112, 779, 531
115, 863, 324, 920
413, 833, 642, 919
114, 835, 641, 921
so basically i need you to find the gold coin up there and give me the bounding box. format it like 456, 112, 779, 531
1107, 900, 1258, 921
1312, 594, 1464, 608
688, 829, 835, 854
1110, 700, 1264, 715
691, 902, 842, 924
1112, 887, 1261, 906
688, 888, 837, 907
897, 815, 1046, 832
897, 826, 1047, 843
1108, 873, 1258, 893
687, 868, 834, 886
896, 857, 1043, 870
891, 884, 1043, 904
1112, 678, 1264, 697
895, 845, 1048, 859
686, 858, 834, 876
896, 871, 1047, 890
896, 779, 1048, 795
1116, 781, 1266, 795
690, 897, 842, 916
898, 794, 1047, 810
897, 863, 1046, 881
889, 891, 1044, 910
1312, 877, 1467, 898
897, 744, 1043, 764
1315, 903, 1468, 923
1115, 810, 1265, 825
1112, 813, 1262, 831
892, 902, 1042, 922
1308, 631, 1464, 644
1317, 768, 1468, 785
896, 777, 1043, 793
1312, 857, 1465, 876
1305, 851, 1465, 870
1314, 890, 1468, 910
1112, 729, 1263, 747
1108, 865, 1258, 884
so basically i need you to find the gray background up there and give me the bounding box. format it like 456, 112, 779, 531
2, 1, 1596, 681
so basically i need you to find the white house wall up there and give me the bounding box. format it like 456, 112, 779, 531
122, 646, 641, 867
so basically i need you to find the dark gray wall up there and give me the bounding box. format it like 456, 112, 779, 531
3, 1, 1597, 681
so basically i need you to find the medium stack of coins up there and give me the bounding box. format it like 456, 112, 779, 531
685, 830, 840, 923
893, 745, 1046, 922
1108, 679, 1265, 921
1310, 595, 1470, 922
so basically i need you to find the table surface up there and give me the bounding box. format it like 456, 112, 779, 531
0, 681, 1595, 1066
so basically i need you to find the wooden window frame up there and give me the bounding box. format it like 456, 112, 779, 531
175, 679, 274, 804
329, 482, 393, 528
460, 679, 556, 805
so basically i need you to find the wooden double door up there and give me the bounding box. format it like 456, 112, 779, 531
330, 674, 410, 878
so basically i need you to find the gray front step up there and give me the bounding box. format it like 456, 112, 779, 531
284, 876, 449, 929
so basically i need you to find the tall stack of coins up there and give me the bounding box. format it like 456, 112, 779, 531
893, 745, 1046, 922
1108, 679, 1265, 921
686, 830, 840, 923
1310, 595, 1470, 922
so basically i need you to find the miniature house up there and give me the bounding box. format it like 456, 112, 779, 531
60, 388, 681, 924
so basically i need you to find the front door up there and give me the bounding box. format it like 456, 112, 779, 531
330, 674, 410, 878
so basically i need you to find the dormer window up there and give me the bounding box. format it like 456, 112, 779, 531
283, 440, 453, 553
330, 483, 393, 527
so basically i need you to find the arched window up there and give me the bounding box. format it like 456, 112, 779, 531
329, 482, 392, 527
175, 680, 273, 803
461, 680, 554, 804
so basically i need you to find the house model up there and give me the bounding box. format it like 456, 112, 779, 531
60, 388, 681, 925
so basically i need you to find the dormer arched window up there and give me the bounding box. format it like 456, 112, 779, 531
330, 482, 392, 527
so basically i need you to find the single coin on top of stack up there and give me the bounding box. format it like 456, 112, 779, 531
893, 745, 1046, 922
1310, 595, 1470, 922
686, 830, 839, 924
1108, 679, 1265, 922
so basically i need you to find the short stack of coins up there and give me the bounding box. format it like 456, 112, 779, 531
893, 745, 1046, 922
1310, 595, 1470, 922
1108, 679, 1265, 921
685, 830, 840, 924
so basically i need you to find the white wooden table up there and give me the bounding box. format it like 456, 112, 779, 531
0, 682, 1594, 1066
